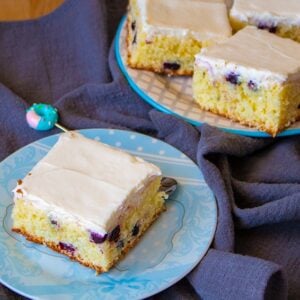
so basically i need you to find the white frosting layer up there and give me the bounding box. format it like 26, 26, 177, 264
137, 0, 232, 41
13, 132, 161, 234
195, 26, 300, 86
231, 0, 300, 26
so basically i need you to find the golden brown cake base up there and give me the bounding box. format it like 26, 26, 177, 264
126, 0, 213, 76
12, 206, 165, 274
193, 67, 300, 137
12, 178, 166, 273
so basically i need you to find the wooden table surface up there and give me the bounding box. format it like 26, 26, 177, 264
0, 0, 65, 21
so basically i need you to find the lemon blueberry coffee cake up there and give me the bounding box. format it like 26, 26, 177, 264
230, 0, 300, 43
193, 26, 300, 136
12, 132, 166, 273
127, 0, 232, 75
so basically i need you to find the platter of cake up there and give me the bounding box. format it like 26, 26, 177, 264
116, 0, 300, 137
0, 129, 216, 300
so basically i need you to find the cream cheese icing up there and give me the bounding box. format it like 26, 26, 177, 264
13, 132, 161, 234
230, 0, 300, 26
195, 26, 300, 86
137, 0, 232, 41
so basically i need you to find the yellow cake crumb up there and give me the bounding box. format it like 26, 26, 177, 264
193, 68, 300, 136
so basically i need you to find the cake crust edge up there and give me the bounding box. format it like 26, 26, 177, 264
126, 18, 193, 76
12, 204, 166, 274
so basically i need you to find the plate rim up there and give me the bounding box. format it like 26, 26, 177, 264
0, 128, 217, 300
115, 16, 300, 138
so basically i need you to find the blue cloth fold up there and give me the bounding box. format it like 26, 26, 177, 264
188, 249, 287, 300
0, 1, 299, 299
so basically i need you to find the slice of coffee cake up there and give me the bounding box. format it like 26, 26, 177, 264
12, 132, 166, 273
127, 0, 232, 75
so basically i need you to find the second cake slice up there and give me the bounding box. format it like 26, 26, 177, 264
193, 26, 300, 136
230, 0, 300, 43
127, 0, 232, 75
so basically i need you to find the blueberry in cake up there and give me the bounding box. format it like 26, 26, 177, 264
193, 26, 300, 136
127, 0, 232, 75
230, 0, 300, 43
12, 132, 168, 273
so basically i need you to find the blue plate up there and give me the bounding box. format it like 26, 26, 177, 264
0, 129, 217, 300
115, 17, 300, 138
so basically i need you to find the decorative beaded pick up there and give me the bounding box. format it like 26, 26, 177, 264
26, 103, 68, 132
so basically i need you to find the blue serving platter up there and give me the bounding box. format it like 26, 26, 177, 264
115, 17, 300, 138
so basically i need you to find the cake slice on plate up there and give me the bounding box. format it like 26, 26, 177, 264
193, 26, 300, 136
127, 0, 232, 75
12, 132, 167, 273
230, 0, 300, 43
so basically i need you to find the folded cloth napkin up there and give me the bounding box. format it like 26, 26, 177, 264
0, 0, 299, 299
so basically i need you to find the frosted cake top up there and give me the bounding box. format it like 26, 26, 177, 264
137, 0, 232, 40
231, 0, 300, 25
14, 132, 161, 233
197, 26, 300, 81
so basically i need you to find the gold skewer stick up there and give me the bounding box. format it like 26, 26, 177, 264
55, 123, 69, 132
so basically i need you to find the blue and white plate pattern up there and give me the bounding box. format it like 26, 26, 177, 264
115, 17, 300, 138
0, 129, 217, 299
